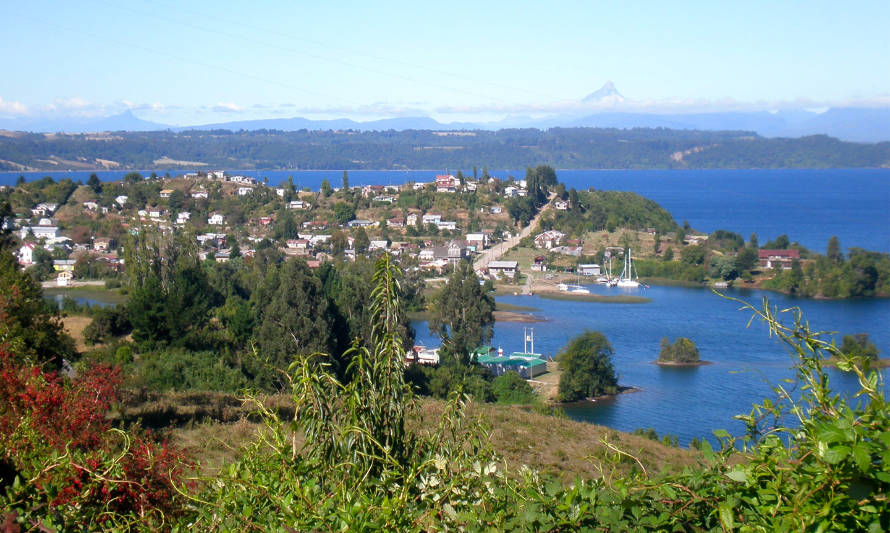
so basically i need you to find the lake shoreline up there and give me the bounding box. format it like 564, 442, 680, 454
559, 386, 641, 405
653, 360, 713, 367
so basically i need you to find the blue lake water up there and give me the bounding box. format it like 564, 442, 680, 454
3, 168, 888, 252
412, 284, 890, 445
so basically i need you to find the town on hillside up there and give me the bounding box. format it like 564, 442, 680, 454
2, 167, 884, 301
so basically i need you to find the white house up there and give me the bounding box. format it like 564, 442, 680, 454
422, 213, 442, 225
487, 260, 518, 280
436, 220, 457, 231
115, 195, 129, 206
275, 188, 286, 197
308, 234, 331, 246
237, 187, 254, 196
56, 270, 74, 287
287, 200, 310, 210
32, 203, 59, 217
554, 200, 570, 210
466, 233, 489, 249
406, 213, 419, 226
208, 213, 225, 225
176, 212, 191, 224
159, 189, 174, 198
208, 170, 225, 180
368, 240, 388, 251
578, 264, 602, 276
19, 226, 59, 241
534, 230, 566, 249
83, 201, 99, 211
17, 243, 36, 266
190, 190, 209, 199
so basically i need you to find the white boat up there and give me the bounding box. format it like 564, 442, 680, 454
561, 270, 591, 294
599, 252, 618, 286
559, 282, 590, 294
617, 248, 641, 288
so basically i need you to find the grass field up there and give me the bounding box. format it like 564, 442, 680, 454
148, 392, 698, 481
62, 315, 94, 352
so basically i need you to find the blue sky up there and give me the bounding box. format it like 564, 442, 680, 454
1, 0, 888, 125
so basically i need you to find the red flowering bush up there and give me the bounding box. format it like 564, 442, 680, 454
0, 347, 192, 530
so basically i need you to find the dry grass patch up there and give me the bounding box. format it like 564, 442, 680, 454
144, 391, 699, 482
62, 315, 93, 352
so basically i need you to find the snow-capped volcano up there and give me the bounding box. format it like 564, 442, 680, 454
582, 81, 625, 105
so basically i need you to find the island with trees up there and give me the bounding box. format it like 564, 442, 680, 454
656, 337, 710, 366
824, 333, 890, 369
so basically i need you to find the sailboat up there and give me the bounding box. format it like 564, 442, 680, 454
559, 269, 591, 294
598, 252, 616, 286
616, 248, 641, 288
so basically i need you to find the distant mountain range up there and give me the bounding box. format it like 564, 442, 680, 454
1, 85, 888, 142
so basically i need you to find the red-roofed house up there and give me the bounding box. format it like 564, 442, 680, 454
436, 174, 459, 193
759, 249, 799, 270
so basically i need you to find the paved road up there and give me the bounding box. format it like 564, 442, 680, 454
473, 193, 556, 272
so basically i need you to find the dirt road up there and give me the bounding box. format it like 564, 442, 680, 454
473, 193, 556, 271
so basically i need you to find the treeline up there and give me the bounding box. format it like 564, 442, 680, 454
764, 241, 890, 298
2, 128, 888, 170
86, 230, 424, 392
540, 188, 680, 236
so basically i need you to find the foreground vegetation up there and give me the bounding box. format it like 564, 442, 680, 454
2, 252, 888, 530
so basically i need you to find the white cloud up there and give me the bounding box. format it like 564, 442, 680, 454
0, 96, 29, 116
210, 102, 244, 113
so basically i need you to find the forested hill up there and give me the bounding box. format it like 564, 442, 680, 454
1, 127, 888, 171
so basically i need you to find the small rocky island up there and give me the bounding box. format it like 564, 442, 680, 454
656, 337, 711, 366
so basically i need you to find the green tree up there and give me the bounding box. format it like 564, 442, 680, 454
764, 234, 790, 249
333, 202, 355, 224
87, 173, 102, 194
429, 261, 495, 362
329, 230, 348, 256
253, 259, 336, 389
827, 236, 844, 264
0, 200, 17, 252
736, 247, 759, 272
681, 244, 706, 265
492, 371, 536, 404
557, 330, 618, 402
124, 228, 216, 348
354, 227, 370, 254
840, 333, 879, 360
0, 251, 77, 367
320, 178, 333, 198
658, 337, 701, 363
342, 170, 349, 190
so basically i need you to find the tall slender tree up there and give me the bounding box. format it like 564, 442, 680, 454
429, 261, 495, 363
